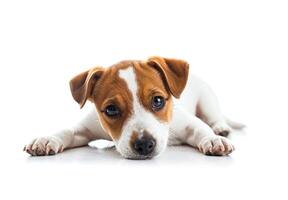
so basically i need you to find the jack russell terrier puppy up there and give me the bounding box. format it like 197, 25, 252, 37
24, 56, 244, 159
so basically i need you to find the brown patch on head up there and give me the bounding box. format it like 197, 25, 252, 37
91, 61, 135, 140
69, 61, 135, 140
133, 62, 173, 122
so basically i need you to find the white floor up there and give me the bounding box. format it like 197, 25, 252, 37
2, 122, 287, 200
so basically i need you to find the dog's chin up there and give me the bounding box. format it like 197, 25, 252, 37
125, 154, 154, 160
117, 145, 167, 160
121, 151, 160, 160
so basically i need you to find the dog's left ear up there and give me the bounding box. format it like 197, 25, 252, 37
148, 56, 189, 98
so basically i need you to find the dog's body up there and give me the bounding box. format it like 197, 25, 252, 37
24, 57, 243, 159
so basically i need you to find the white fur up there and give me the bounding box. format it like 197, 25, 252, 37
117, 67, 169, 159
25, 69, 237, 158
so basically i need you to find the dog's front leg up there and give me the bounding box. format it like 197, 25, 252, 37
170, 106, 234, 156
24, 126, 96, 156
24, 109, 109, 156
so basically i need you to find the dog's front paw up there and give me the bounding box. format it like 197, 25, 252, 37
24, 136, 64, 156
198, 136, 234, 156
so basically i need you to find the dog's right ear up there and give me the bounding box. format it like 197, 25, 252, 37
69, 67, 104, 108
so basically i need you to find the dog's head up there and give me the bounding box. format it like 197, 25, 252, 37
69, 57, 189, 159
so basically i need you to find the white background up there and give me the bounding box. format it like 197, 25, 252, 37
0, 0, 287, 199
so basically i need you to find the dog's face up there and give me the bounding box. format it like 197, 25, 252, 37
69, 57, 189, 159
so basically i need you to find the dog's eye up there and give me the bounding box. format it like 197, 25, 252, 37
104, 105, 121, 118
151, 96, 165, 111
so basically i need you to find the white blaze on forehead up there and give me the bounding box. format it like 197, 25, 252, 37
119, 67, 141, 115
119, 67, 138, 106
117, 66, 169, 159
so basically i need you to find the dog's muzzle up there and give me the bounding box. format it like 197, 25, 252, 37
130, 130, 156, 158
133, 136, 156, 156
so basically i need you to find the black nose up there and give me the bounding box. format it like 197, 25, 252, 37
133, 137, 156, 156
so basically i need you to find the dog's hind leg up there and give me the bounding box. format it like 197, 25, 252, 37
170, 106, 234, 156
195, 85, 232, 136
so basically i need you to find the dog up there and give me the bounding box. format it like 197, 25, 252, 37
24, 56, 244, 159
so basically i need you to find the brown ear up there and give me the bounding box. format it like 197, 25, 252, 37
69, 67, 104, 108
148, 56, 189, 98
